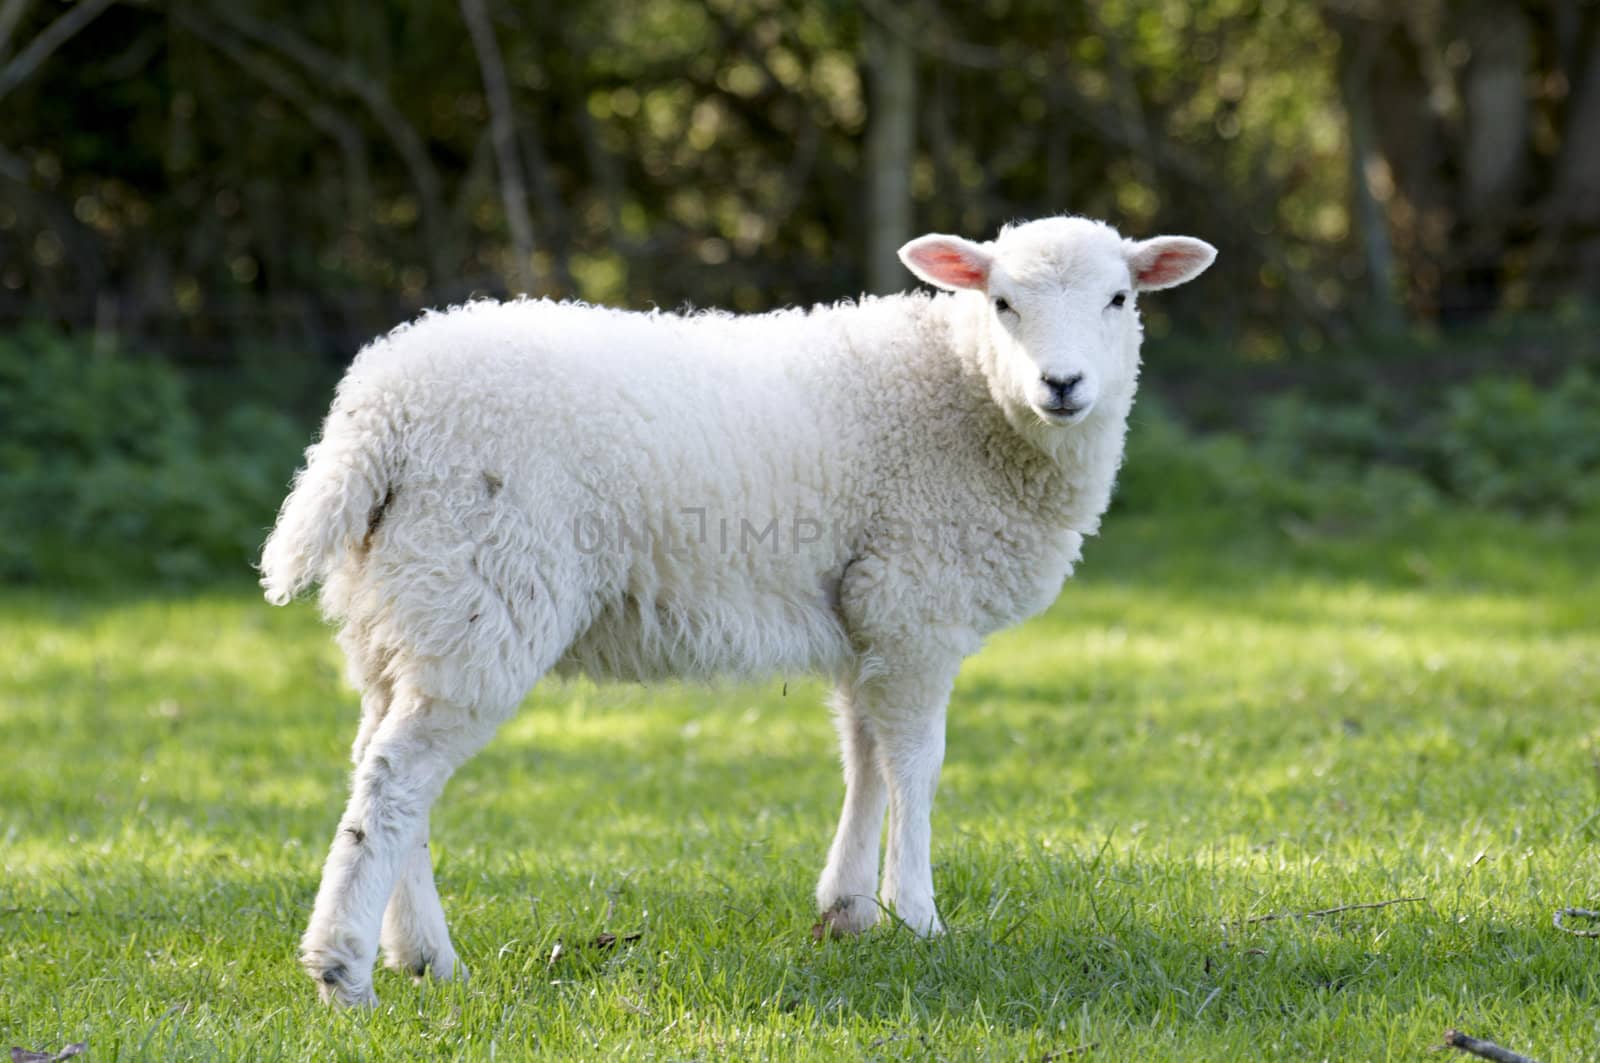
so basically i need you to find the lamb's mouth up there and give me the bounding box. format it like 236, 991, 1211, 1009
1033, 402, 1089, 426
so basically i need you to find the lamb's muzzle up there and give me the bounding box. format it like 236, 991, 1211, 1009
1037, 372, 1089, 419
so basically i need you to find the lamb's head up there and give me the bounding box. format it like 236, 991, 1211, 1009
900, 216, 1215, 429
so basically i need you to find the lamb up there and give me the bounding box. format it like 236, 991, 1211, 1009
259, 214, 1216, 1006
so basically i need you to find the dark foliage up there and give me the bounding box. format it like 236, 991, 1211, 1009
0, 329, 305, 585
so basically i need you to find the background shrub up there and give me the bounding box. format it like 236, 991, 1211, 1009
4, 325, 1595, 589
0, 329, 306, 586
1116, 369, 1600, 528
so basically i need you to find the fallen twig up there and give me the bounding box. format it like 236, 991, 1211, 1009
1441, 1028, 1540, 1063
1241, 896, 1423, 925
1040, 1045, 1096, 1060
543, 930, 642, 964
590, 931, 642, 950
1552, 907, 1600, 937
10, 1044, 87, 1063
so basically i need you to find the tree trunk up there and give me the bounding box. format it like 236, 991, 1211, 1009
863, 15, 916, 294
1443, 0, 1531, 320
1530, 12, 1600, 296
460, 0, 537, 295
1335, 19, 1402, 330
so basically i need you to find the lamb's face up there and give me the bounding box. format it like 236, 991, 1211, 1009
900, 217, 1216, 429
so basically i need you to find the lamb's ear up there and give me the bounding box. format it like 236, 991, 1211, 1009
898, 234, 993, 291
1126, 236, 1217, 291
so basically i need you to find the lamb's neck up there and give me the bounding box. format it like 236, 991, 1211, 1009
1033, 394, 1135, 536
928, 291, 1135, 537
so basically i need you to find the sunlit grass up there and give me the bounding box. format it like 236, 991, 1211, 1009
3, 510, 1599, 1059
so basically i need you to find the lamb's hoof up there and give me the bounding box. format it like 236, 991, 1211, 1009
894, 909, 944, 938
309, 962, 378, 1008
812, 897, 878, 940
387, 947, 468, 984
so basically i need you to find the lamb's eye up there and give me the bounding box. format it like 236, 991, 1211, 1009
993, 297, 1014, 316
1109, 291, 1128, 309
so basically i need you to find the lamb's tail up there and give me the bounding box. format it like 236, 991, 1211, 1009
259, 405, 398, 606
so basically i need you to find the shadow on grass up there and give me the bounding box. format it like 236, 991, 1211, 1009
11, 841, 1594, 1042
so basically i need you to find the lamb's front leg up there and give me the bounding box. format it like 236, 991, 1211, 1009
833, 657, 957, 938
816, 683, 888, 935
874, 691, 949, 937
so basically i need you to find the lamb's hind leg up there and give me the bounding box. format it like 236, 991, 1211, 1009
380, 827, 463, 982
301, 688, 508, 1007
343, 650, 467, 984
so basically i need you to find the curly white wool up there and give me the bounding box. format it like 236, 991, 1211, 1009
261, 215, 1215, 1006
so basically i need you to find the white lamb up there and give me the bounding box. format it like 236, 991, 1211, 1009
260, 215, 1215, 1006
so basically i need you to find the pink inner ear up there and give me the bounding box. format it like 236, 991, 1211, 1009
910, 245, 988, 289
1135, 245, 1209, 288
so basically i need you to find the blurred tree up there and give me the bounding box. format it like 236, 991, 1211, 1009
0, 0, 1593, 376
460, 0, 537, 293
862, 7, 914, 294
1325, 0, 1600, 320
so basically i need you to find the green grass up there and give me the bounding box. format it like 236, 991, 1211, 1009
4, 509, 1600, 1060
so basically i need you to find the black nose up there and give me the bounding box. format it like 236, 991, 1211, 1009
1041, 373, 1084, 407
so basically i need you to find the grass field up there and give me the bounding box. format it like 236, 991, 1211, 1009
4, 509, 1600, 1060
